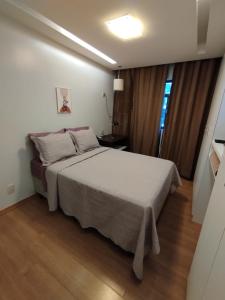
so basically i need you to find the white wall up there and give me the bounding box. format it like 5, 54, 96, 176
0, 14, 114, 209
192, 55, 225, 223
214, 92, 225, 140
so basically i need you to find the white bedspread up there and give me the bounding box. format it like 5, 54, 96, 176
46, 147, 181, 279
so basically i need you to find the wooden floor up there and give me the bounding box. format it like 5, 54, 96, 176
0, 180, 201, 300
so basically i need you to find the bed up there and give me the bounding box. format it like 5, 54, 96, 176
46, 147, 181, 279
29, 129, 181, 279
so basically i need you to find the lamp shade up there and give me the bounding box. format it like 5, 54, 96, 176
113, 78, 124, 91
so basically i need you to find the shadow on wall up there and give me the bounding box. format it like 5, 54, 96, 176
17, 137, 35, 200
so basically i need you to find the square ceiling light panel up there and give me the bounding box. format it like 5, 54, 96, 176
106, 15, 143, 40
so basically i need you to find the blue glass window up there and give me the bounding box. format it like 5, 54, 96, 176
160, 80, 172, 129
165, 81, 172, 95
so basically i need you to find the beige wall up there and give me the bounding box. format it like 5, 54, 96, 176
0, 14, 114, 209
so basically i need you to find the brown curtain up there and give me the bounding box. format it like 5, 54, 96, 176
130, 65, 168, 156
113, 65, 168, 157
161, 58, 221, 179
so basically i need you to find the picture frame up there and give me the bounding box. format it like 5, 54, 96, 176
56, 87, 72, 113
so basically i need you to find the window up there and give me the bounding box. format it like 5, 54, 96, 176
160, 80, 172, 129
158, 80, 173, 157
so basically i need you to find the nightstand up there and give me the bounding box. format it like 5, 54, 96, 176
97, 134, 128, 150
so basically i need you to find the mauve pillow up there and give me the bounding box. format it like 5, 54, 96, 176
31, 132, 76, 166
69, 127, 99, 153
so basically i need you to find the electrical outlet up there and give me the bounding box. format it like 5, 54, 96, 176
7, 184, 15, 195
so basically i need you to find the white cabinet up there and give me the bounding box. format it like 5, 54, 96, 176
187, 154, 225, 299
204, 230, 225, 300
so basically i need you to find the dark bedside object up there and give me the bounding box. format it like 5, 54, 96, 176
97, 134, 128, 150
215, 139, 225, 144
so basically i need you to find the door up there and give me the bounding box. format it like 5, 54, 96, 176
187, 153, 225, 300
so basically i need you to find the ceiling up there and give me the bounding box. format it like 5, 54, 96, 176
0, 0, 225, 70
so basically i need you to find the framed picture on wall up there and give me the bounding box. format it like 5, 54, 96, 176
56, 87, 72, 113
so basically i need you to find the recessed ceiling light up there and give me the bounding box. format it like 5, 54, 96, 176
106, 15, 143, 40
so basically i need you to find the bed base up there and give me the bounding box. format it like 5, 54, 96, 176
33, 177, 48, 198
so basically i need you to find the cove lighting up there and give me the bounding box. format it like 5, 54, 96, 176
106, 15, 143, 40
56, 27, 117, 64
5, 0, 117, 65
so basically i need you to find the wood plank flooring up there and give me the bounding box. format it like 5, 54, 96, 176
0, 180, 201, 300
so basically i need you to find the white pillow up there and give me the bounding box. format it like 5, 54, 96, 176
69, 128, 99, 153
31, 132, 76, 166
